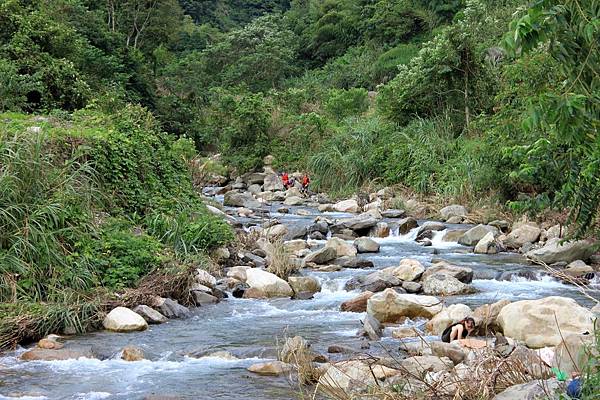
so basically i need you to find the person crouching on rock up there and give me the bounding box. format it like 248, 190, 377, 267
442, 317, 476, 343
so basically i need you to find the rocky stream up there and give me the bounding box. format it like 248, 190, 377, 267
1, 176, 599, 400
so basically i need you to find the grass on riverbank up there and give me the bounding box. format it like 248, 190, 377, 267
0, 109, 234, 351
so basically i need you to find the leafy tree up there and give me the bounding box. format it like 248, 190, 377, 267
505, 0, 600, 236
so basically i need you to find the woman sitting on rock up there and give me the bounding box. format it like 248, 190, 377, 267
441, 317, 476, 343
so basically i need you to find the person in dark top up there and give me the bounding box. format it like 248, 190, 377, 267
441, 317, 476, 343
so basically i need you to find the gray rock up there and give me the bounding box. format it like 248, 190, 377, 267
155, 298, 191, 319
382, 209, 406, 218
192, 291, 219, 305
263, 173, 284, 191
245, 172, 266, 185
304, 247, 337, 265
308, 221, 329, 234
239, 251, 266, 268
354, 237, 380, 253
505, 224, 541, 249
526, 238, 595, 264
345, 271, 400, 292
440, 205, 467, 221
397, 217, 418, 234
339, 213, 378, 231
458, 224, 499, 246
333, 257, 374, 269
422, 262, 474, 284
133, 305, 168, 324
362, 314, 383, 340
284, 225, 307, 240
401, 281, 422, 293
223, 191, 261, 208
421, 273, 475, 296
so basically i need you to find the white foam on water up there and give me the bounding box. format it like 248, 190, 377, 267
324, 328, 361, 337
73, 393, 111, 400
0, 397, 48, 400
430, 229, 463, 248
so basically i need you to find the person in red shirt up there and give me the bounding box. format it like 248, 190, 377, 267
282, 172, 290, 189
301, 174, 310, 194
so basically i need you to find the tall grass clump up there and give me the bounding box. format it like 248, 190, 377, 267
0, 130, 100, 302
309, 115, 391, 196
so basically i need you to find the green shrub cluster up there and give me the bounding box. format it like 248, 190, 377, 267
0, 109, 233, 304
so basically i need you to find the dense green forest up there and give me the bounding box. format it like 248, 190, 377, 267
0, 0, 598, 343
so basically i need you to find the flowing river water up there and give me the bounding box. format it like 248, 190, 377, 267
1, 200, 598, 400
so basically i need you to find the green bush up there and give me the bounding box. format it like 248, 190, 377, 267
145, 200, 234, 255
82, 105, 198, 214
82, 220, 163, 290
324, 88, 369, 120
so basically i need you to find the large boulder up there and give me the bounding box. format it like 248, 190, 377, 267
333, 256, 373, 269
339, 213, 378, 231
333, 199, 360, 213
247, 361, 292, 376
526, 238, 595, 264
458, 224, 499, 246
344, 271, 400, 293
245, 172, 266, 185
304, 246, 337, 265
474, 232, 498, 254
318, 361, 397, 393
245, 269, 293, 298
195, 269, 217, 288
325, 237, 357, 257
440, 205, 467, 221
288, 276, 321, 295
153, 298, 191, 319
103, 307, 148, 332
227, 265, 251, 281
133, 305, 168, 324
563, 260, 594, 278
284, 196, 304, 206
283, 240, 309, 254
472, 299, 511, 334
367, 289, 443, 323
397, 217, 418, 235
425, 304, 472, 335
383, 258, 425, 282
21, 347, 95, 361
421, 262, 473, 284
504, 224, 541, 249
223, 191, 261, 208
497, 296, 594, 348
340, 291, 373, 312
421, 273, 475, 296
263, 173, 284, 192
354, 237, 380, 253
